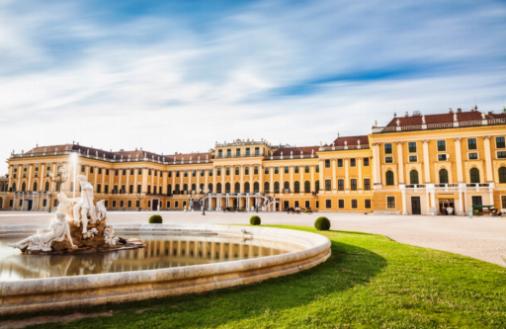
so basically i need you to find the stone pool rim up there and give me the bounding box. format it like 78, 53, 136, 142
0, 224, 331, 316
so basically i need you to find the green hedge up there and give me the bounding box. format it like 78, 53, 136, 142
314, 216, 330, 231
249, 215, 261, 225
149, 214, 163, 224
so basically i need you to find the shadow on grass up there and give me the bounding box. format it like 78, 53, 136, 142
23, 236, 387, 328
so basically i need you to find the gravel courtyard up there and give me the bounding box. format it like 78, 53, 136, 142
1, 211, 505, 267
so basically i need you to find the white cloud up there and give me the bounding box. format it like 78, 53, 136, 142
0, 0, 505, 174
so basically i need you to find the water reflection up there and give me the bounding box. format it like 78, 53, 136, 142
0, 237, 286, 281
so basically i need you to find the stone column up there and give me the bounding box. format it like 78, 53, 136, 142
422, 140, 431, 183
280, 167, 285, 194
357, 158, 363, 189
372, 144, 381, 188
454, 138, 464, 183
249, 167, 253, 194
483, 136, 494, 183
344, 159, 349, 190
299, 166, 303, 194
204, 169, 208, 193
397, 143, 405, 184
259, 165, 264, 193
240, 166, 244, 193
230, 166, 235, 194
16, 165, 22, 192
142, 169, 148, 193
269, 167, 274, 195
400, 184, 407, 215
221, 167, 226, 193
212, 167, 217, 193
318, 161, 324, 192
101, 167, 106, 195
196, 169, 201, 193
422, 140, 434, 213
289, 166, 294, 193
179, 171, 184, 192
331, 159, 337, 191
27, 165, 33, 193
454, 138, 465, 215
310, 165, 315, 192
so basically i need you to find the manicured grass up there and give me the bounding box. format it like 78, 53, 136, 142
31, 226, 506, 329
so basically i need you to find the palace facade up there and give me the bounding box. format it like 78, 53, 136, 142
1, 108, 506, 215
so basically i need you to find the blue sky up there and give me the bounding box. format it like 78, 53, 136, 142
0, 0, 505, 173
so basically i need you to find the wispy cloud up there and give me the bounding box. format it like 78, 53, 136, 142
0, 0, 505, 173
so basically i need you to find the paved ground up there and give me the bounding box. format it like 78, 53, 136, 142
1, 211, 505, 267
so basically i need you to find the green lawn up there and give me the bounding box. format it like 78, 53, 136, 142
31, 226, 506, 329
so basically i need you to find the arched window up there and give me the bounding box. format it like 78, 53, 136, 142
45, 181, 50, 192
225, 183, 231, 193
191, 184, 196, 192
12, 183, 16, 192
409, 170, 419, 185
264, 182, 270, 193
294, 181, 300, 193
274, 182, 280, 193
439, 168, 449, 184
234, 182, 240, 193
33, 182, 38, 192
283, 181, 290, 193
207, 183, 213, 193
385, 170, 395, 186
244, 182, 250, 193
175, 184, 180, 194
470, 168, 480, 184
183, 184, 188, 192
304, 181, 311, 193
253, 182, 259, 193
498, 166, 506, 183
216, 183, 222, 193
21, 182, 26, 192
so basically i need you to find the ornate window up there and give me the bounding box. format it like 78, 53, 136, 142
498, 167, 506, 183
409, 170, 419, 185
470, 168, 480, 184
385, 170, 395, 186
304, 181, 310, 193
439, 169, 449, 184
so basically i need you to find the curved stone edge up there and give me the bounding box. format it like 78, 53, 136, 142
0, 224, 331, 316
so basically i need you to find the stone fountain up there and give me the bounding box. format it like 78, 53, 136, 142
10, 175, 143, 255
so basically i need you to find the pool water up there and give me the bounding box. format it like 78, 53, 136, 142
0, 236, 287, 281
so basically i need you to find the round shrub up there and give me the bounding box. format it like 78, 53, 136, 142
149, 214, 163, 224
249, 215, 261, 226
314, 216, 330, 231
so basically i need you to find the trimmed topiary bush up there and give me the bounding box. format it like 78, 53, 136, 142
314, 216, 330, 231
249, 215, 261, 225
149, 214, 163, 224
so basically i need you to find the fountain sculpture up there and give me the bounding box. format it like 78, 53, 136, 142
11, 175, 143, 254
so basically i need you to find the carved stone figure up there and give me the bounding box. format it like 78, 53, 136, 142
10, 211, 76, 252
73, 175, 99, 234
10, 175, 143, 255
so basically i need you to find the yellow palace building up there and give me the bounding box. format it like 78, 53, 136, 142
1, 108, 506, 215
